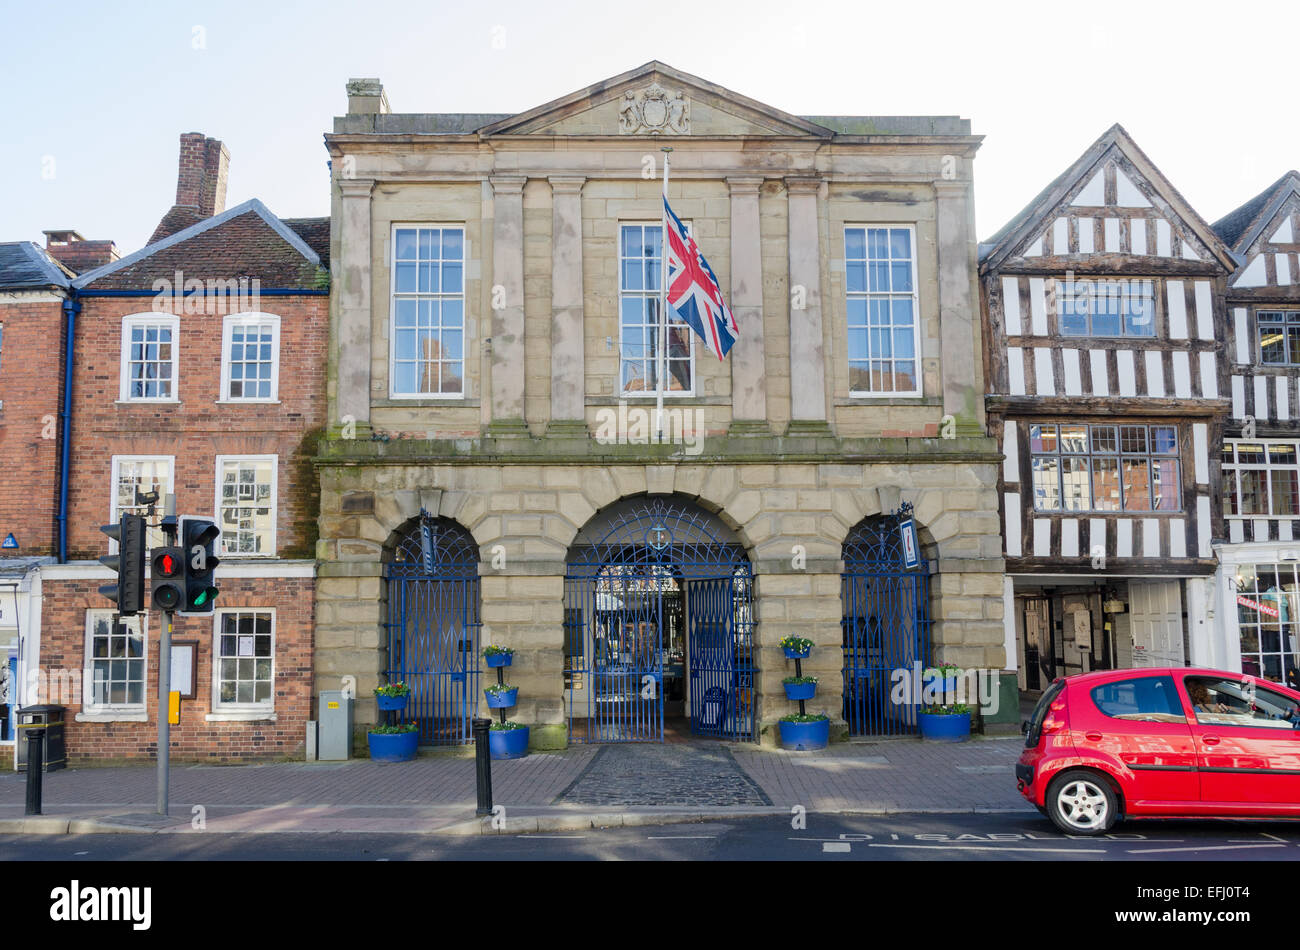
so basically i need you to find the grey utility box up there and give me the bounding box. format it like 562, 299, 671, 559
318, 691, 352, 760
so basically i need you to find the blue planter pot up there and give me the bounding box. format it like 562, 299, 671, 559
489, 726, 530, 760
375, 693, 409, 712
485, 653, 513, 669
485, 687, 518, 709
783, 646, 811, 660
367, 730, 419, 762
779, 718, 830, 751
783, 681, 817, 701
918, 711, 971, 742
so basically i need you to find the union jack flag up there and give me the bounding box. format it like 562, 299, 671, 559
663, 197, 739, 360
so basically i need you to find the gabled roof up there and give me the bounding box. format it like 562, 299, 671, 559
1212, 170, 1300, 253
979, 123, 1237, 273
475, 60, 836, 138
0, 241, 74, 291
74, 198, 321, 290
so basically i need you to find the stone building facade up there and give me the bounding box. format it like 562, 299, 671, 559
317, 62, 1007, 750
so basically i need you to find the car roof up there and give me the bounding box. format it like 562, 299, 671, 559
1057, 667, 1299, 693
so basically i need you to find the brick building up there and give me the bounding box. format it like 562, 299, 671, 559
1, 134, 329, 762
317, 62, 1009, 753
0, 241, 75, 753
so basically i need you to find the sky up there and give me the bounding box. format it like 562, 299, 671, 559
2, 0, 1297, 256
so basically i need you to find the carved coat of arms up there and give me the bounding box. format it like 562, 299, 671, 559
618, 83, 690, 135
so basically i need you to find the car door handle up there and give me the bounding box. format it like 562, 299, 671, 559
1202, 736, 1220, 746
1085, 732, 1103, 741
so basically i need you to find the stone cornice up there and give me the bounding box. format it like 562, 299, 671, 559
338, 178, 375, 198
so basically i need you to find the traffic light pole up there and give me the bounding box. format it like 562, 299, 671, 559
157, 514, 176, 817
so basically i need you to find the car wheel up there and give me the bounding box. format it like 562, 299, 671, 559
1045, 770, 1117, 836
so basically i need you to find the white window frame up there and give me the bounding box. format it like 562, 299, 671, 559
619, 220, 696, 398
388, 223, 467, 400
210, 607, 276, 715
218, 312, 281, 403
1223, 440, 1300, 519
118, 313, 180, 403
81, 609, 148, 719
844, 224, 922, 398
109, 455, 174, 552
214, 455, 278, 558
1056, 276, 1157, 339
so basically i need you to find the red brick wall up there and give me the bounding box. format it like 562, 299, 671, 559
39, 575, 314, 761
65, 294, 328, 560
0, 296, 67, 556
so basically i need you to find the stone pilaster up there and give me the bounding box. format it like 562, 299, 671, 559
488, 175, 529, 435
336, 178, 374, 432
934, 178, 984, 436
548, 176, 587, 434
727, 177, 768, 433
785, 177, 830, 434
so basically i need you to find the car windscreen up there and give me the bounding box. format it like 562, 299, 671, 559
1025, 680, 1065, 748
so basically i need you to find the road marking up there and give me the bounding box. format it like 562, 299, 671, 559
1126, 843, 1288, 855
788, 837, 849, 842
647, 835, 715, 839
823, 842, 851, 853
73, 851, 89, 856
868, 843, 1104, 854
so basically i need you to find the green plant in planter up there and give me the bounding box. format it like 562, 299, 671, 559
779, 712, 830, 723
780, 635, 814, 653
485, 682, 515, 695
782, 675, 819, 685
374, 682, 411, 697
369, 722, 418, 734
483, 645, 515, 657
924, 662, 963, 679
491, 720, 525, 731
922, 702, 971, 715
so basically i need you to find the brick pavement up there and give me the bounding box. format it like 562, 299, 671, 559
732, 736, 1032, 813
0, 736, 1033, 834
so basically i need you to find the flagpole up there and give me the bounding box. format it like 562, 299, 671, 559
657, 146, 672, 441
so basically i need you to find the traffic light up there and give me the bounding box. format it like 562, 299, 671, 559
99, 514, 146, 616
179, 516, 220, 616
150, 547, 184, 612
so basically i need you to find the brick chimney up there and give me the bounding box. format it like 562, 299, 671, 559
42, 229, 119, 275
150, 133, 230, 244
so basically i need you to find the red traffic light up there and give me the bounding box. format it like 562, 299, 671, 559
153, 551, 181, 576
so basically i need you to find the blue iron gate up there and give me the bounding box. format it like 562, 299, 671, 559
841, 507, 931, 736
384, 513, 481, 745
564, 497, 757, 742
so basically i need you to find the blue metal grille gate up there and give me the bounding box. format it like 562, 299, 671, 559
841, 507, 931, 736
384, 513, 481, 745
564, 498, 757, 742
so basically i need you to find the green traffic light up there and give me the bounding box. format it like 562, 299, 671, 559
193, 591, 208, 607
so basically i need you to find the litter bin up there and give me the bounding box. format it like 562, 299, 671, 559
16, 705, 66, 772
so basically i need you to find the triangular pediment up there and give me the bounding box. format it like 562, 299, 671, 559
981, 125, 1236, 273
478, 61, 833, 139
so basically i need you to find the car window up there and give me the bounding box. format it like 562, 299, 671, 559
1089, 675, 1186, 723
1184, 676, 1300, 730
1025, 680, 1065, 748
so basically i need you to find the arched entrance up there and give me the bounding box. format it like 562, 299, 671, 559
384, 512, 482, 744
564, 496, 756, 743
841, 507, 931, 736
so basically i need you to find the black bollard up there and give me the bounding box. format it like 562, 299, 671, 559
25, 727, 46, 816
473, 717, 493, 816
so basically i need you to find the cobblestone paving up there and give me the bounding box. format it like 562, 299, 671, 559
557, 741, 773, 806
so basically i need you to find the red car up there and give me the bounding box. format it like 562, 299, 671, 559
1017, 667, 1300, 835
